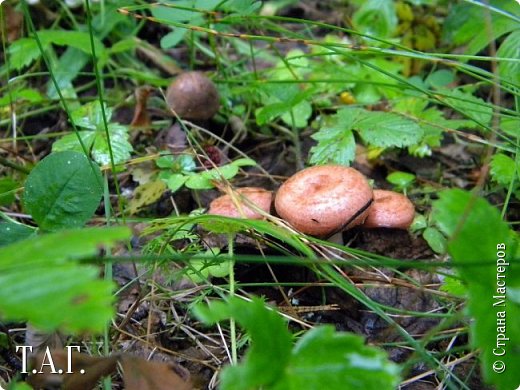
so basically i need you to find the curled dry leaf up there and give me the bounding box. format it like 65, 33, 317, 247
130, 86, 153, 128
26, 350, 193, 390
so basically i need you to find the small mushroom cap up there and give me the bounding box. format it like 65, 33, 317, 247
208, 187, 272, 220
275, 165, 373, 237
166, 71, 220, 120
362, 189, 415, 229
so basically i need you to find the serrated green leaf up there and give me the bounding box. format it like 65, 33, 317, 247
54, 103, 132, 165
309, 127, 356, 166
440, 273, 467, 297
23, 151, 103, 231
7, 38, 43, 70
71, 101, 113, 130
0, 227, 130, 333
432, 189, 520, 389
439, 89, 493, 129
353, 108, 423, 148
194, 297, 292, 390
91, 124, 133, 165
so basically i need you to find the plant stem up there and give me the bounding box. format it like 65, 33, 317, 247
228, 233, 237, 365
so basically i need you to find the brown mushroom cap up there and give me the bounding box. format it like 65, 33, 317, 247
166, 71, 220, 120
208, 187, 272, 220
362, 189, 415, 229
275, 165, 373, 237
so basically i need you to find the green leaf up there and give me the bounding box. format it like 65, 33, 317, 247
231, 158, 257, 167
0, 178, 19, 206
0, 222, 36, 247
71, 101, 112, 130
52, 131, 97, 154
54, 102, 132, 165
386, 171, 415, 189
275, 326, 400, 390
440, 273, 467, 297
352, 0, 397, 39
281, 99, 312, 128
23, 151, 103, 231
497, 30, 520, 86
425, 70, 455, 88
7, 38, 43, 70
91, 124, 133, 165
166, 174, 188, 193
432, 189, 520, 389
309, 127, 356, 166
438, 89, 493, 129
194, 297, 293, 390
37, 30, 105, 57
352, 108, 424, 148
442, 0, 519, 55
490, 153, 518, 188
422, 227, 447, 254
195, 298, 400, 390
185, 164, 241, 189
0, 88, 44, 106
0, 227, 130, 333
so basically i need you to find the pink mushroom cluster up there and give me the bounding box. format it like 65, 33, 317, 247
207, 165, 415, 237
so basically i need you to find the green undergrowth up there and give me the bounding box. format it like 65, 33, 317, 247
1, 0, 519, 389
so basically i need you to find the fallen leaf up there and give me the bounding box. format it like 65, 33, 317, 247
27, 351, 118, 390
121, 356, 193, 390
130, 86, 153, 128
128, 180, 167, 215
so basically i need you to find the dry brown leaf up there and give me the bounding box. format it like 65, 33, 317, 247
27, 351, 118, 390
130, 86, 153, 128
121, 356, 193, 390
25, 350, 192, 390
3, 4, 24, 42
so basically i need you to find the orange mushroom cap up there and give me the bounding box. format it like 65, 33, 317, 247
362, 189, 415, 229
208, 187, 272, 220
274, 165, 373, 237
